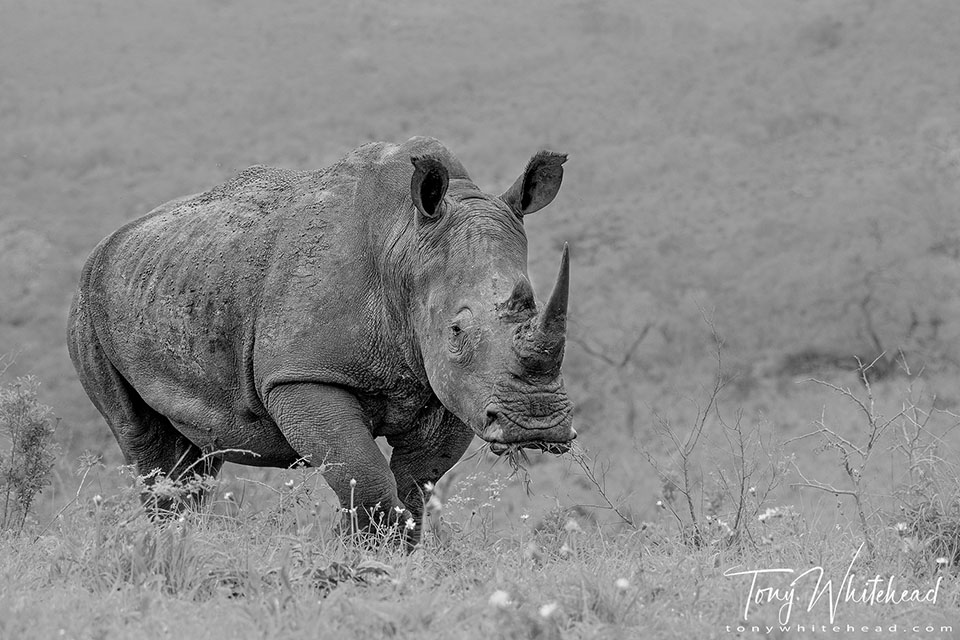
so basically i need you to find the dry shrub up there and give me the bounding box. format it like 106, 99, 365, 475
0, 376, 60, 534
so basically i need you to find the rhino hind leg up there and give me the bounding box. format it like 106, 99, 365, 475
92, 371, 221, 514
94, 371, 222, 514
68, 305, 221, 514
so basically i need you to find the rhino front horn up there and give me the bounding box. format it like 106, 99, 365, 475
518, 244, 569, 373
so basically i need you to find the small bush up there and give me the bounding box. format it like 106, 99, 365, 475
0, 376, 60, 533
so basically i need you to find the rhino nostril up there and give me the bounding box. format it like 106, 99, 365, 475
482, 407, 506, 442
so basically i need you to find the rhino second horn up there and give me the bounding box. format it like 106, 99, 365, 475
505, 276, 535, 313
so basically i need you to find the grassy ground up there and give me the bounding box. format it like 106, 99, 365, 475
3, 361, 959, 638
2, 437, 959, 640
3, 0, 960, 637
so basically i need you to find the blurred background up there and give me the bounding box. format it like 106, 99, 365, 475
2, 0, 959, 526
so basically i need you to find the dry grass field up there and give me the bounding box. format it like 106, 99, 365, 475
2, 0, 960, 637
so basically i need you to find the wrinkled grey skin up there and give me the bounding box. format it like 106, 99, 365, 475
67, 136, 575, 545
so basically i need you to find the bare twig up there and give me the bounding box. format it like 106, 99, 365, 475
568, 322, 653, 369
33, 458, 98, 542
567, 444, 635, 529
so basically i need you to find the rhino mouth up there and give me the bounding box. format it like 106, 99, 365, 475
488, 440, 573, 456
481, 405, 576, 456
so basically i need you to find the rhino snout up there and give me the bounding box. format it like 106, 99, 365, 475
481, 400, 576, 455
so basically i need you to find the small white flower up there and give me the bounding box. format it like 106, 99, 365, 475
615, 578, 630, 591
656, 500, 664, 509
538, 602, 559, 618
93, 494, 103, 507
284, 479, 295, 489
349, 478, 357, 488
558, 543, 573, 559
748, 486, 756, 495
488, 590, 512, 608
404, 517, 416, 531
223, 492, 235, 502
423, 481, 434, 492
895, 522, 909, 534
936, 557, 950, 566
520, 513, 530, 522
758, 507, 778, 523
563, 519, 582, 533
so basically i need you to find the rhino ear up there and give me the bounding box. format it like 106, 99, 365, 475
500, 150, 567, 216
411, 155, 449, 220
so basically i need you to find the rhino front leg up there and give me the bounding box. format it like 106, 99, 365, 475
388, 404, 474, 545
265, 383, 410, 535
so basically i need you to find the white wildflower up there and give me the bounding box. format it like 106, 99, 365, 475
93, 494, 103, 507
284, 479, 294, 489
559, 543, 573, 559
423, 481, 434, 492
758, 507, 779, 522
563, 519, 582, 534
520, 513, 529, 522
488, 590, 512, 608
656, 500, 664, 509
538, 602, 559, 618
404, 517, 416, 531
349, 478, 357, 487
936, 557, 950, 566
615, 578, 630, 591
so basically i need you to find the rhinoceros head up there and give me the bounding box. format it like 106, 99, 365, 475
405, 148, 576, 455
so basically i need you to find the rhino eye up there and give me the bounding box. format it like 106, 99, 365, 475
447, 322, 472, 362
448, 323, 466, 346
